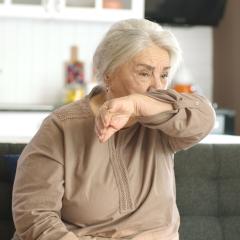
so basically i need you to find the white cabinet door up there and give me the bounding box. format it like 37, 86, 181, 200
53, 0, 144, 22
65, 0, 95, 8
0, 0, 51, 19
0, 0, 144, 21
11, 0, 42, 4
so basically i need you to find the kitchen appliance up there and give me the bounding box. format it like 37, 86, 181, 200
145, 0, 227, 26
212, 108, 236, 135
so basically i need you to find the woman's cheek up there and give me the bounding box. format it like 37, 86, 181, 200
131, 77, 149, 93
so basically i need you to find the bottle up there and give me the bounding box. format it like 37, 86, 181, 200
66, 46, 84, 84
172, 66, 194, 93
64, 46, 86, 104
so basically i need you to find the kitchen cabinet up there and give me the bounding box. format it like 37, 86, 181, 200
12, 0, 41, 4
0, 0, 144, 21
0, 0, 49, 18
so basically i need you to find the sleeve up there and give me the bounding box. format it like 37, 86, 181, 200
137, 89, 216, 153
12, 114, 80, 240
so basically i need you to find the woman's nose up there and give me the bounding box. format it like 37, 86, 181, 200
149, 76, 162, 90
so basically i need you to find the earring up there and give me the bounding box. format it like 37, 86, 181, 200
104, 75, 110, 93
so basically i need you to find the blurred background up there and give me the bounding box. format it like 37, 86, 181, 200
0, 0, 239, 142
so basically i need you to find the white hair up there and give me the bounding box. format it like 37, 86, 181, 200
93, 18, 182, 84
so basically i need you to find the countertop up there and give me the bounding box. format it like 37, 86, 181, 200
0, 104, 54, 112
0, 106, 240, 144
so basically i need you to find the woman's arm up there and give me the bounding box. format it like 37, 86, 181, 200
12, 115, 79, 240
135, 89, 216, 152
95, 89, 215, 152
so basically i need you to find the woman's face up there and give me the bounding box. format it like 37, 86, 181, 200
106, 44, 170, 98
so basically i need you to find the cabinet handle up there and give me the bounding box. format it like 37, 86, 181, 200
55, 0, 64, 12
43, 0, 52, 12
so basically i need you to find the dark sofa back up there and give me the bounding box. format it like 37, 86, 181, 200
0, 144, 26, 240
1, 143, 240, 240
175, 144, 240, 240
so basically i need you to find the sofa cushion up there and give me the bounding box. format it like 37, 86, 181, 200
175, 145, 218, 178
221, 216, 240, 240
179, 216, 223, 240
175, 144, 240, 240
175, 144, 219, 216
217, 146, 240, 216
176, 177, 218, 216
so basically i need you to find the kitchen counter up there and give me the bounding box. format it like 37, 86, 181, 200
0, 106, 53, 143
0, 105, 240, 144
0, 104, 54, 112
200, 134, 240, 144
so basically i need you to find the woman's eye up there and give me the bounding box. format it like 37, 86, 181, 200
139, 72, 150, 77
161, 73, 169, 80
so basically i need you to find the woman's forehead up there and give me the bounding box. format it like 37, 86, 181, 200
131, 47, 170, 69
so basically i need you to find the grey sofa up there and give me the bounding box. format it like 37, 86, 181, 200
0, 143, 240, 240
176, 144, 240, 240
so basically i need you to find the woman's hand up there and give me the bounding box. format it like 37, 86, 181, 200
95, 93, 173, 143
95, 95, 137, 143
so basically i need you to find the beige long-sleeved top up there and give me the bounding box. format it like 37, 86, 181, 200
12, 87, 215, 240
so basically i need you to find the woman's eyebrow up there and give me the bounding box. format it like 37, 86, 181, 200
136, 63, 154, 71
163, 66, 171, 70
136, 63, 171, 71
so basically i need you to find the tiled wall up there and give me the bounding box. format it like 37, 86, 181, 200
0, 18, 212, 105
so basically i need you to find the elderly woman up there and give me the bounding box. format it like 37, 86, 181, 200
12, 19, 215, 240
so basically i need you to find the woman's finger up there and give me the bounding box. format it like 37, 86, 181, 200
101, 126, 117, 143
101, 102, 113, 127
100, 106, 111, 128
95, 114, 106, 137
94, 118, 101, 138
109, 113, 130, 130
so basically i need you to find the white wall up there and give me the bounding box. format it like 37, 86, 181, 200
169, 26, 213, 100
0, 18, 213, 105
